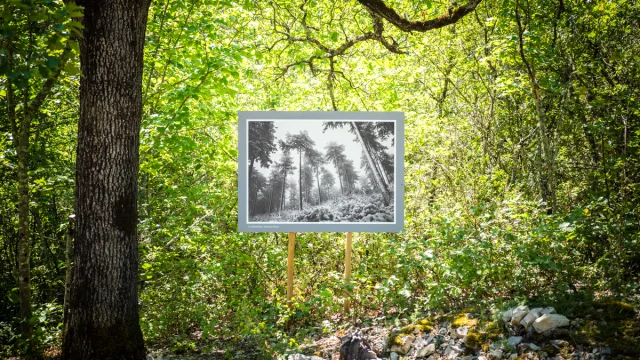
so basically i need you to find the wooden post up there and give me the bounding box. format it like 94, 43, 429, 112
344, 232, 352, 313
287, 232, 295, 308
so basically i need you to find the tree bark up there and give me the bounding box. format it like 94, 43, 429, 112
315, 169, 322, 204
298, 150, 303, 210
351, 122, 391, 204
63, 1, 150, 359
335, 161, 344, 195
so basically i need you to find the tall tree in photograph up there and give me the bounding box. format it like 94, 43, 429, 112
267, 167, 281, 214
250, 171, 267, 216
324, 122, 392, 204
305, 148, 325, 204
351, 122, 391, 204
320, 168, 335, 199
342, 159, 359, 194
64, 0, 151, 358
248, 121, 277, 181
283, 131, 315, 210
277, 150, 295, 215
324, 142, 347, 195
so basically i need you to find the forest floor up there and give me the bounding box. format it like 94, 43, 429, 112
250, 194, 394, 223
144, 296, 639, 360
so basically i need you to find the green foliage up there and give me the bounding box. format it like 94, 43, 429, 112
1, 0, 639, 357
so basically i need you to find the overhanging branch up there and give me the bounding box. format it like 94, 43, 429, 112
357, 0, 483, 32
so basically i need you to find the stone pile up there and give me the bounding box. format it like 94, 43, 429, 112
287, 306, 614, 360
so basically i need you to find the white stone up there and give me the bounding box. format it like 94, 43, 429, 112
455, 326, 469, 339
417, 343, 436, 357
507, 336, 523, 346
533, 314, 570, 333
520, 311, 540, 329
511, 306, 530, 325
389, 334, 415, 355
540, 307, 556, 315
488, 349, 504, 360
501, 308, 514, 323
528, 343, 541, 351
390, 352, 399, 360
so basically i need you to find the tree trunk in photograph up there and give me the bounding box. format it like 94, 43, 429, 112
64, 1, 150, 359
335, 161, 344, 195
298, 150, 303, 210
280, 170, 287, 214
315, 169, 322, 204
351, 122, 390, 204
248, 158, 254, 182
268, 187, 274, 214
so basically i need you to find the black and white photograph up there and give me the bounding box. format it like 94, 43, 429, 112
247, 119, 396, 223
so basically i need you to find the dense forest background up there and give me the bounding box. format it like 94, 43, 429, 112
0, 0, 639, 358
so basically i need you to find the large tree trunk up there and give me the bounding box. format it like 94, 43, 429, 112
63, 1, 150, 359
351, 122, 391, 204
298, 151, 303, 210
315, 169, 322, 204
336, 161, 344, 195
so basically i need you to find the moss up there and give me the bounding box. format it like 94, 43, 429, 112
387, 332, 409, 347
593, 299, 637, 321
464, 329, 481, 351
400, 324, 416, 334
452, 313, 478, 328
574, 318, 640, 356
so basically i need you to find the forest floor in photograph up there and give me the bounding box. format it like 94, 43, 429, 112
250, 194, 394, 223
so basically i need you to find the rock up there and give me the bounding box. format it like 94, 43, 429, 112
389, 334, 414, 355
520, 311, 540, 329
443, 345, 460, 359
532, 314, 570, 333
507, 336, 523, 347
511, 306, 530, 325
455, 326, 469, 339
288, 355, 325, 360
339, 332, 379, 360
549, 339, 569, 348
528, 343, 541, 351
389, 352, 398, 360
540, 307, 556, 315
509, 354, 518, 359
488, 349, 504, 359
502, 308, 514, 323
416, 343, 436, 357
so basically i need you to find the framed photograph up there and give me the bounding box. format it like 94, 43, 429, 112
238, 112, 404, 232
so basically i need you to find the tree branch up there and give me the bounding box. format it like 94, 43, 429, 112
357, 0, 483, 32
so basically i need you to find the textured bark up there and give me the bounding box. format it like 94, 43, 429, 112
315, 169, 322, 204
298, 150, 303, 210
63, 215, 75, 337
357, 0, 482, 33
351, 122, 391, 205
63, 0, 150, 359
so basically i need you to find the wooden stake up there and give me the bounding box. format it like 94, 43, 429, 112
287, 232, 295, 308
344, 232, 352, 313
